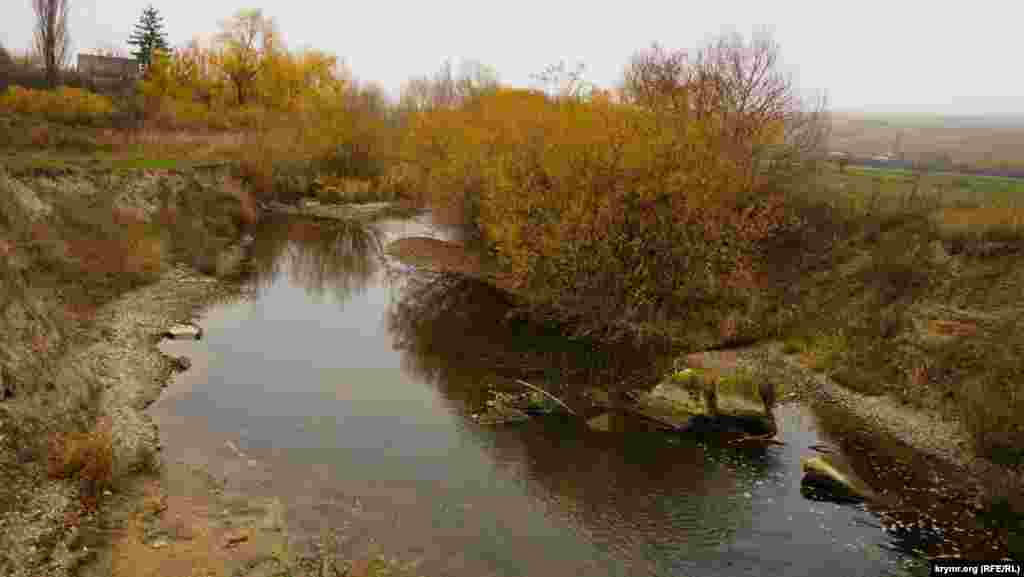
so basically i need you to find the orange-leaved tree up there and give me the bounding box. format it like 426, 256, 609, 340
403, 31, 825, 346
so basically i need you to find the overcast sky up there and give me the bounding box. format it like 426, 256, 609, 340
3, 0, 1022, 116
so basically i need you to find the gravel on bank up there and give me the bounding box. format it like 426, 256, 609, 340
0, 264, 243, 577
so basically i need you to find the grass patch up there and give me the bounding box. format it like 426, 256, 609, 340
105, 157, 193, 171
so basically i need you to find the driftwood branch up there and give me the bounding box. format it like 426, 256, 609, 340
728, 433, 786, 447
514, 379, 578, 416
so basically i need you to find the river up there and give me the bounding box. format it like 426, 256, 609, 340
154, 211, 925, 577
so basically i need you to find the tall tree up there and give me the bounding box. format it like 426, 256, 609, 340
32, 0, 70, 88
215, 9, 276, 106
128, 5, 169, 72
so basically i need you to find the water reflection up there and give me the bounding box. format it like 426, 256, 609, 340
385, 271, 670, 412
152, 214, 916, 577
243, 216, 383, 304
380, 269, 848, 575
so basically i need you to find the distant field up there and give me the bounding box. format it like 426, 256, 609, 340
817, 163, 1024, 240
844, 165, 1024, 200
829, 111, 1024, 172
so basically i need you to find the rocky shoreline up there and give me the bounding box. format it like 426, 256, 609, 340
0, 262, 244, 576
687, 341, 1024, 499
683, 341, 1021, 558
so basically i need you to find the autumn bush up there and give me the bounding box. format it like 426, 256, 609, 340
403, 33, 825, 345
0, 85, 115, 126
48, 417, 116, 505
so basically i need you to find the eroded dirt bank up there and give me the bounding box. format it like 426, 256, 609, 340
0, 165, 260, 576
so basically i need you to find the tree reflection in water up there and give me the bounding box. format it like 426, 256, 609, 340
385, 270, 671, 413
242, 216, 384, 304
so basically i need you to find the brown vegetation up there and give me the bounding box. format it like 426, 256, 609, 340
402, 32, 825, 346
47, 417, 115, 507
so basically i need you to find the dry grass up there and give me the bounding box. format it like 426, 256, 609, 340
66, 209, 166, 281
927, 319, 979, 338
94, 128, 251, 161
781, 196, 1024, 463
221, 177, 259, 227
933, 207, 1024, 239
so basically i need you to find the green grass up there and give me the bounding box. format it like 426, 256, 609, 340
105, 157, 193, 170
848, 165, 1024, 194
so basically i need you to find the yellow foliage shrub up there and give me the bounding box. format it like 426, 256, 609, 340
0, 86, 114, 126
403, 86, 802, 342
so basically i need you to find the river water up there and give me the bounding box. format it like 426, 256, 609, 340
154, 212, 924, 577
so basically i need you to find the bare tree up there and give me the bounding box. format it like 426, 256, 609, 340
399, 59, 498, 112
620, 31, 828, 195
531, 60, 592, 101
693, 30, 828, 192
216, 8, 276, 105
32, 0, 71, 88
620, 43, 689, 113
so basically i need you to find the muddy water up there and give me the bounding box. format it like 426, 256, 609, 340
154, 213, 925, 577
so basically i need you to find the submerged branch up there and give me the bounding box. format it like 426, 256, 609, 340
514, 378, 578, 416
728, 433, 785, 447
618, 404, 687, 432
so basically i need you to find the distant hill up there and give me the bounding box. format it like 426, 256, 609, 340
828, 111, 1024, 173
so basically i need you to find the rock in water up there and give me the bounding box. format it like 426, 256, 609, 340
801, 454, 878, 503
164, 323, 202, 340
584, 388, 613, 408
586, 413, 613, 432
170, 356, 192, 372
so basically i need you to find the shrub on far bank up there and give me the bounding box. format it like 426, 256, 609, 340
0, 86, 116, 126
403, 33, 825, 347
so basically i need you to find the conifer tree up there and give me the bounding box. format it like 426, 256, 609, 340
127, 5, 169, 72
